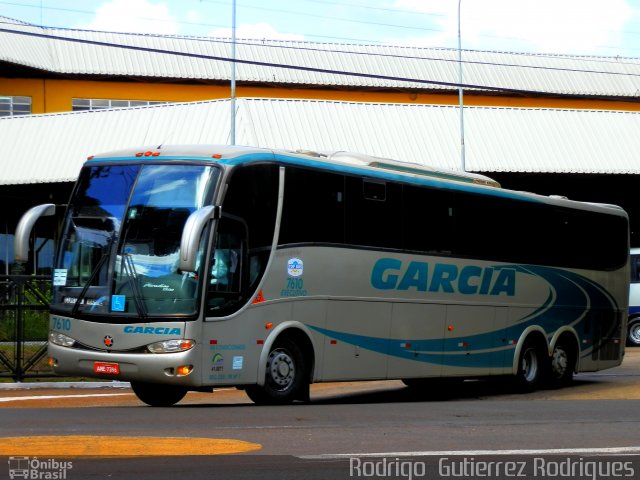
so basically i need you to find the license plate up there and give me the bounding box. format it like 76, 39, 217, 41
94, 362, 120, 375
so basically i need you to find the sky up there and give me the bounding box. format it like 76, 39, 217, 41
0, 0, 639, 57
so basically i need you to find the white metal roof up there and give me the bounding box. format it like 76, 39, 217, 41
2, 16, 640, 97
1, 98, 640, 185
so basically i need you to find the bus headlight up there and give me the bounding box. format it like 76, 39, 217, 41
147, 339, 195, 354
49, 331, 76, 348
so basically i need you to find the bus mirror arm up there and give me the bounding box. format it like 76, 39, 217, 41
14, 203, 56, 263
179, 205, 220, 273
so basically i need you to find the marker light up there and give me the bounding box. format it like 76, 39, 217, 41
135, 151, 160, 157
147, 339, 195, 354
176, 365, 193, 376
49, 331, 76, 348
253, 290, 265, 304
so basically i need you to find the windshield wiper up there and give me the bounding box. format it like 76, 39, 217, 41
70, 248, 110, 317
121, 253, 148, 320
69, 220, 118, 317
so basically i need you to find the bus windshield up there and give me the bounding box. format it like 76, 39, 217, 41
52, 163, 218, 318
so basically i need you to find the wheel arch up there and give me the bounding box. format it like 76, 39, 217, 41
257, 321, 317, 387
511, 326, 549, 376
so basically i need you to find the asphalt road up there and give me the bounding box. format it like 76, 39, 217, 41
1, 349, 640, 479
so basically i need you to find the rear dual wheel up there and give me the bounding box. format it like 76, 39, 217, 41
514, 340, 546, 392
515, 338, 576, 392
548, 341, 576, 388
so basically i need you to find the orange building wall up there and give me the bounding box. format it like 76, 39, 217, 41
3, 77, 640, 114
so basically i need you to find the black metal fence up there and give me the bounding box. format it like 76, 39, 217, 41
0, 275, 53, 381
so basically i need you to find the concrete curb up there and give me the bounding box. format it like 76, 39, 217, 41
0, 381, 131, 390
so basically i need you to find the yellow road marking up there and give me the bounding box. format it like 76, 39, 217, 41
0, 436, 262, 457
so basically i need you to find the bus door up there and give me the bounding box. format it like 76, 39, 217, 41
206, 214, 248, 315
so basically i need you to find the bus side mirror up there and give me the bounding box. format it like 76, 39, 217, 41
180, 205, 220, 273
14, 203, 56, 263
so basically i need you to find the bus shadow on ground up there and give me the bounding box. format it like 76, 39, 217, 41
308, 377, 602, 405
171, 377, 604, 408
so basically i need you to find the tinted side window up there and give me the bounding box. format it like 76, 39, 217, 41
279, 167, 345, 245
402, 186, 453, 255
220, 164, 279, 303
345, 177, 402, 249
553, 208, 628, 270
453, 192, 511, 261
452, 190, 628, 270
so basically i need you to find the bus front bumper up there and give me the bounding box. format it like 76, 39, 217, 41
47, 342, 202, 386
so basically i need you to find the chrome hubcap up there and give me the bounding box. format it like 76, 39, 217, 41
521, 348, 538, 383
267, 349, 295, 390
630, 324, 640, 345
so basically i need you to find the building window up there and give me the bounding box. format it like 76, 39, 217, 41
0, 96, 32, 117
72, 98, 168, 111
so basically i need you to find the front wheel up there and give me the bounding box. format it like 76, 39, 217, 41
131, 381, 188, 407
627, 319, 640, 346
245, 338, 306, 405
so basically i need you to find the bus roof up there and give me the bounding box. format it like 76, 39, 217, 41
86, 144, 626, 216
88, 144, 499, 186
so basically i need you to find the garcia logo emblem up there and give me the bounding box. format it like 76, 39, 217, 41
104, 335, 114, 348
287, 258, 303, 277
212, 353, 224, 372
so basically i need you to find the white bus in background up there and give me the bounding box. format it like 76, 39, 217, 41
14, 145, 630, 406
628, 248, 640, 346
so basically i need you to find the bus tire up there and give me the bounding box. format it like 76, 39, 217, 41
548, 339, 576, 388
131, 381, 188, 407
627, 318, 640, 346
246, 338, 306, 405
514, 339, 547, 392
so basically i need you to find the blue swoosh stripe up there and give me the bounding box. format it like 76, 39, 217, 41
308, 265, 618, 369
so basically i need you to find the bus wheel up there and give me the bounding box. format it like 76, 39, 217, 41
130, 381, 188, 407
514, 340, 546, 392
627, 319, 640, 346
246, 338, 306, 405
548, 340, 576, 388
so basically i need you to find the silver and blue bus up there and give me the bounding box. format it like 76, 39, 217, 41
15, 145, 630, 406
